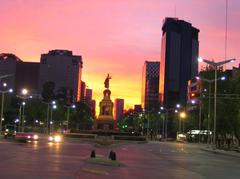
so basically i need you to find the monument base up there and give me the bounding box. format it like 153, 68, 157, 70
95, 115, 116, 130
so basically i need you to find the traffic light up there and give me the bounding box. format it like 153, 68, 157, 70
122, 124, 128, 129
191, 92, 196, 98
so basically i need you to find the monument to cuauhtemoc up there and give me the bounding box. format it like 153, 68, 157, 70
95, 74, 116, 130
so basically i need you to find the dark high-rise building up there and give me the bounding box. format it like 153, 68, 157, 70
114, 98, 124, 121
90, 99, 96, 118
159, 18, 199, 107
0, 53, 39, 94
0, 53, 21, 89
142, 61, 160, 111
80, 81, 86, 102
15, 62, 40, 94
85, 89, 92, 102
134, 104, 143, 113
39, 50, 82, 101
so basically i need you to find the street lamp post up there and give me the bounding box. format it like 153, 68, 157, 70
0, 83, 13, 133
198, 57, 235, 147
196, 76, 226, 144
160, 105, 182, 140
66, 104, 76, 131
21, 101, 26, 132
16, 88, 29, 132
160, 107, 165, 137
179, 111, 186, 132
48, 101, 57, 134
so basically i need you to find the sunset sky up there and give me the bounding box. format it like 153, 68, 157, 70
1, 0, 240, 111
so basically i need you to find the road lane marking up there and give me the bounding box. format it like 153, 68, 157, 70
81, 168, 109, 176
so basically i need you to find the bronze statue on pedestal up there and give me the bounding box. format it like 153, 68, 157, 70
104, 73, 111, 89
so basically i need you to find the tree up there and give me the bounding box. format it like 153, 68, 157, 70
69, 101, 93, 131
42, 81, 55, 102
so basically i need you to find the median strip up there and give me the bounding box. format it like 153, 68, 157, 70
81, 167, 109, 176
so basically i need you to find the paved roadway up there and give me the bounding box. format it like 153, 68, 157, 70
0, 138, 240, 179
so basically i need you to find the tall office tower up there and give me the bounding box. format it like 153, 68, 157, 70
80, 81, 86, 102
0, 53, 39, 94
141, 61, 160, 111
0, 53, 20, 89
159, 18, 199, 107
114, 98, 124, 121
15, 62, 40, 94
39, 50, 83, 101
85, 88, 92, 107
90, 99, 96, 118
85, 88, 92, 103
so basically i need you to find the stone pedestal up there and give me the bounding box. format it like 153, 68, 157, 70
95, 89, 115, 130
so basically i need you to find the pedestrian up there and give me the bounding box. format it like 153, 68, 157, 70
90, 150, 96, 158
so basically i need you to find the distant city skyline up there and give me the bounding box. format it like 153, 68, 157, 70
1, 0, 239, 109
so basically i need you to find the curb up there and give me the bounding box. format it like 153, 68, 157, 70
201, 148, 240, 158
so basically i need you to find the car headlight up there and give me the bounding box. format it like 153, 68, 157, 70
27, 135, 31, 139
54, 135, 61, 142
33, 135, 38, 140
48, 136, 53, 141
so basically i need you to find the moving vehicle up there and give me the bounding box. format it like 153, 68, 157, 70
15, 132, 39, 142
4, 125, 17, 139
48, 133, 62, 143
176, 133, 187, 142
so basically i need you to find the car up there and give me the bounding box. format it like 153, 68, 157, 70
4, 125, 17, 139
15, 132, 39, 142
176, 133, 187, 142
48, 133, 62, 143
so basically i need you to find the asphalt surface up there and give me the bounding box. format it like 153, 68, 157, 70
0, 137, 240, 179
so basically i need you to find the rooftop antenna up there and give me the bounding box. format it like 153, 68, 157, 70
224, 0, 228, 70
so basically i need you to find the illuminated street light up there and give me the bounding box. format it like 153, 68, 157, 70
221, 76, 226, 80
180, 112, 186, 119
198, 57, 236, 147
22, 88, 28, 95
191, 100, 196, 104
